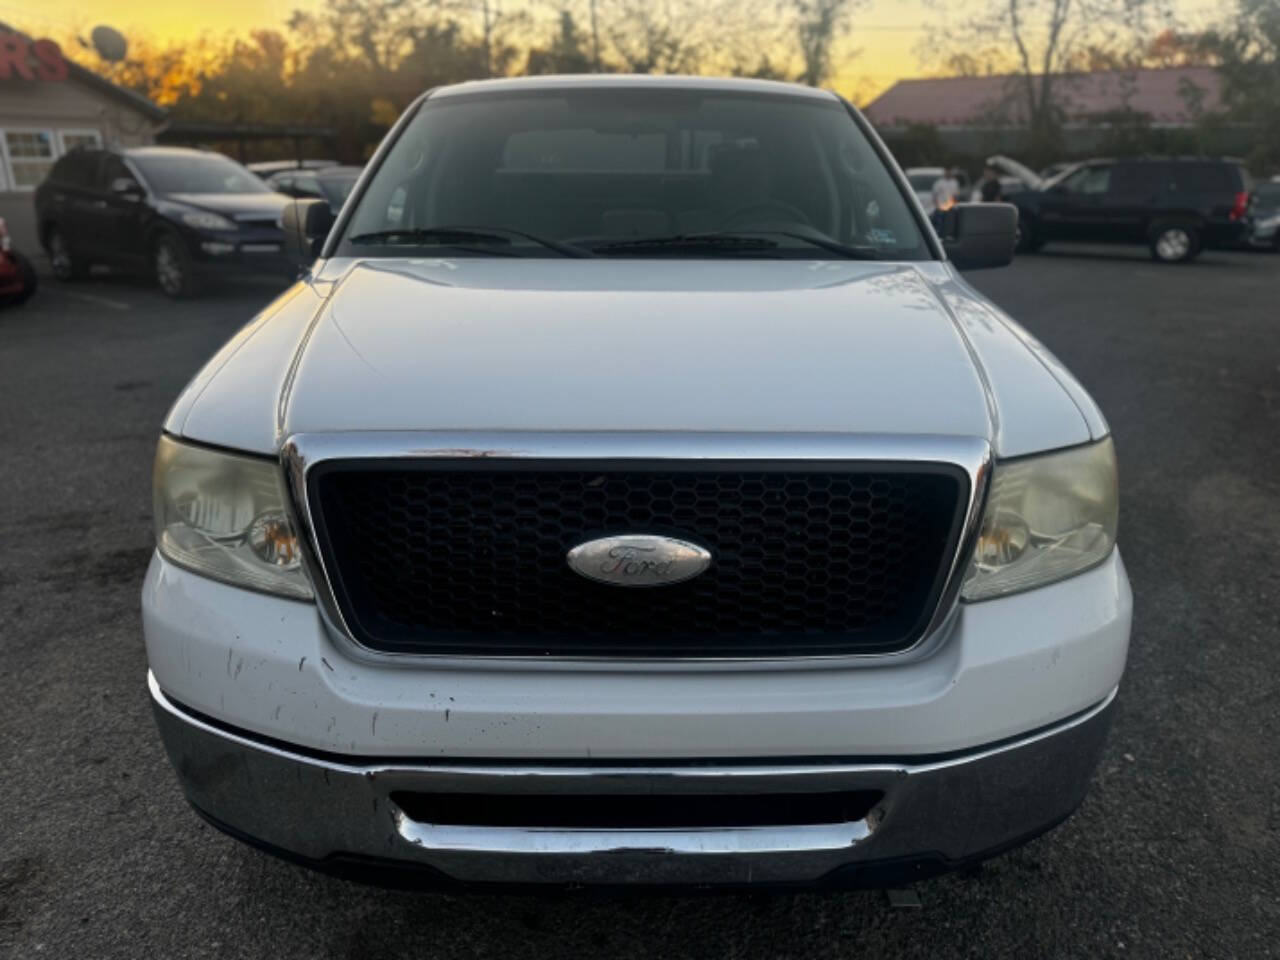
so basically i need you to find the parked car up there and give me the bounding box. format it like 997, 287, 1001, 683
266, 165, 362, 214
34, 146, 291, 297
1011, 156, 1251, 262
246, 159, 338, 176
0, 217, 37, 308
981, 155, 1043, 200
1246, 179, 1280, 250
145, 75, 1127, 890
904, 166, 969, 214
1039, 161, 1073, 182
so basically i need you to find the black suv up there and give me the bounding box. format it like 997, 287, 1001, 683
34, 146, 290, 297
1013, 156, 1251, 263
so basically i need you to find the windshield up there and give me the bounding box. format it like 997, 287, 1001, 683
132, 154, 271, 195
1042, 162, 1084, 190
319, 174, 359, 207
337, 87, 930, 260
907, 173, 939, 192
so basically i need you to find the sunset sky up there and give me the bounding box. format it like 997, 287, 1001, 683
7, 0, 1230, 100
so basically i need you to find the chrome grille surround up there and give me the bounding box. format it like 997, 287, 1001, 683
281, 432, 991, 667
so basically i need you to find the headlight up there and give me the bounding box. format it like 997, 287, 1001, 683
181, 211, 236, 231
961, 437, 1117, 601
153, 436, 312, 599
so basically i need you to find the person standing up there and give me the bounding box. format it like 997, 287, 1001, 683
977, 164, 1005, 202
930, 167, 961, 229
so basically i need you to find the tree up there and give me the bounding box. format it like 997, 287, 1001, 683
525, 11, 594, 74
601, 0, 704, 73
730, 54, 793, 80
920, 0, 1174, 159
790, 0, 863, 86
586, 0, 777, 76
1200, 0, 1280, 171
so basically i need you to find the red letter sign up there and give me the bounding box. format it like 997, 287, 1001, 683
0, 34, 33, 80
33, 39, 69, 82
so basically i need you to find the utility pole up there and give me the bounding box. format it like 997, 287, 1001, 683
589, 0, 600, 71
481, 0, 495, 76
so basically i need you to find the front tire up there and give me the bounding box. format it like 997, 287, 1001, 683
1150, 223, 1200, 263
47, 228, 87, 282
1015, 216, 1044, 253
153, 232, 202, 299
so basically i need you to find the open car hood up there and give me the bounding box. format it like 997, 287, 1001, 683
986, 156, 1043, 191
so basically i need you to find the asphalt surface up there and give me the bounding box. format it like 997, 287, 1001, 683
1, 247, 1277, 959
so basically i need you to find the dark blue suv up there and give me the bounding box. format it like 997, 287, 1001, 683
1013, 156, 1251, 263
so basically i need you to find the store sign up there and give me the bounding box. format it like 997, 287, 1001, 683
0, 32, 69, 82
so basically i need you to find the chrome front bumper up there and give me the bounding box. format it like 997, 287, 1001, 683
150, 672, 1116, 887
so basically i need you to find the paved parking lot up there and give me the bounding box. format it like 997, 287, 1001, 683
1, 247, 1277, 959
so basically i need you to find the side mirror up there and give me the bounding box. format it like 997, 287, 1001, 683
282, 198, 335, 265
940, 202, 1017, 271
111, 177, 144, 200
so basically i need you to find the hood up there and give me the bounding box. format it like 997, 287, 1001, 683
168, 192, 289, 219
172, 258, 1101, 457
987, 156, 1043, 191
279, 259, 994, 438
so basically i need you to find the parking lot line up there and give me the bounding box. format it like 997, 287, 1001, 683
44, 288, 134, 311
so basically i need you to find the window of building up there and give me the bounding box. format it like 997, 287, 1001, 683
58, 129, 102, 153
1, 128, 107, 192
2, 129, 57, 189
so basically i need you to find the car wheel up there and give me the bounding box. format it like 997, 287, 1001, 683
1150, 224, 1199, 263
153, 233, 202, 299
1015, 217, 1043, 253
47, 229, 87, 282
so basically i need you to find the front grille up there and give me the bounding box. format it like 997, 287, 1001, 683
308, 461, 967, 658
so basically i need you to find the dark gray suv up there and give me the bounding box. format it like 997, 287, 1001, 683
34, 146, 290, 297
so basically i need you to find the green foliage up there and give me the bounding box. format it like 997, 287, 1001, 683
883, 124, 946, 167
1199, 0, 1280, 172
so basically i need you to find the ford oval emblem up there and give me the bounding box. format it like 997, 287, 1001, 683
567, 535, 712, 587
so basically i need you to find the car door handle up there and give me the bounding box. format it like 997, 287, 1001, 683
90, 200, 108, 209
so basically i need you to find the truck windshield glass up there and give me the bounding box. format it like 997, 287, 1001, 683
338, 87, 930, 260
132, 154, 271, 195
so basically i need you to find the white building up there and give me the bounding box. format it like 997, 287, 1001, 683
0, 22, 166, 252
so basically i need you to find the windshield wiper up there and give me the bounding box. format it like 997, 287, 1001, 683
588, 233, 782, 256
347, 225, 594, 258
706, 230, 883, 260
589, 231, 880, 259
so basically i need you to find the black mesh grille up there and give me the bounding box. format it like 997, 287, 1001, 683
308, 461, 967, 658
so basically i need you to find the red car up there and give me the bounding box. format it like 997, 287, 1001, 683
0, 218, 37, 307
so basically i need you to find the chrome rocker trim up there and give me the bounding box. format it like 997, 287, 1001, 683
279, 431, 992, 667
150, 672, 1114, 887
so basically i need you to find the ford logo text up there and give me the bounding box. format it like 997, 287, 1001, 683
566, 535, 712, 587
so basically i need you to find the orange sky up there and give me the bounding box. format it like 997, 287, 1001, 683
6, 0, 1227, 102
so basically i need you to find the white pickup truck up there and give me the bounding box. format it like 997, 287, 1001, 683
144, 75, 1129, 889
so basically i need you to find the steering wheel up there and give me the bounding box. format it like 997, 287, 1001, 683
721, 200, 813, 230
